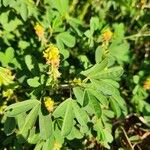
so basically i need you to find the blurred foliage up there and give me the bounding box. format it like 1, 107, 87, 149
0, 0, 150, 149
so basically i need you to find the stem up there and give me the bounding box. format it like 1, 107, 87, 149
79, 2, 90, 20
120, 126, 134, 150
124, 33, 150, 40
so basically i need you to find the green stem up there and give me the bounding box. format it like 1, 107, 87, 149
124, 33, 150, 40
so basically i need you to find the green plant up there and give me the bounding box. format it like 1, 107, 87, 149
0, 0, 150, 149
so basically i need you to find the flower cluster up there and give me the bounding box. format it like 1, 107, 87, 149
34, 23, 44, 38
34, 23, 47, 45
102, 29, 113, 42
2, 89, 14, 100
0, 67, 15, 86
44, 97, 54, 112
143, 78, 150, 90
43, 44, 60, 67
43, 44, 61, 80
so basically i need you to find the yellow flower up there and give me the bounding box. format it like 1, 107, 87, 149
34, 23, 44, 38
43, 44, 60, 67
53, 141, 62, 150
102, 29, 113, 42
44, 97, 54, 112
72, 78, 82, 85
0, 67, 14, 86
0, 102, 7, 115
2, 89, 14, 100
143, 78, 150, 90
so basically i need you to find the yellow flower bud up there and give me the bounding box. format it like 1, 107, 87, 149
143, 78, 150, 90
2, 89, 14, 100
0, 67, 14, 86
72, 78, 82, 85
34, 23, 44, 39
43, 44, 60, 67
102, 29, 113, 42
44, 97, 54, 112
53, 141, 62, 150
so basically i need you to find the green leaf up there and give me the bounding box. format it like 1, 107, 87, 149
67, 126, 83, 140
87, 88, 108, 106
73, 86, 84, 106
109, 41, 129, 64
20, 2, 28, 21
34, 141, 44, 150
81, 58, 108, 77
5, 99, 40, 117
0, 47, 14, 66
109, 97, 121, 118
5, 47, 14, 63
39, 109, 52, 140
25, 55, 39, 75
16, 112, 26, 130
83, 90, 90, 106
90, 17, 100, 32
53, 98, 71, 118
56, 32, 76, 48
61, 99, 74, 136
28, 127, 41, 144
3, 0, 10, 6
91, 66, 123, 80
51, 0, 69, 15
91, 79, 118, 96
88, 93, 102, 118
95, 46, 103, 63
27, 77, 40, 87
4, 117, 16, 135
72, 101, 89, 133
42, 138, 54, 150
18, 103, 40, 142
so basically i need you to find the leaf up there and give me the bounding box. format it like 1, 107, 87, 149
39, 109, 52, 140
5, 47, 14, 63
16, 112, 26, 130
67, 126, 83, 140
81, 58, 108, 77
87, 88, 108, 106
34, 141, 44, 150
91, 79, 118, 96
88, 93, 102, 118
95, 46, 103, 63
56, 32, 76, 48
3, 0, 10, 6
61, 99, 74, 136
73, 86, 84, 106
51, 0, 69, 15
0, 47, 14, 66
5, 99, 40, 117
53, 98, 71, 118
109, 97, 121, 118
25, 55, 39, 75
83, 90, 90, 107
109, 41, 129, 64
20, 2, 28, 21
91, 66, 123, 80
72, 101, 89, 133
42, 138, 54, 150
18, 103, 40, 142
90, 17, 100, 32
28, 127, 41, 144
4, 117, 16, 135
27, 77, 40, 87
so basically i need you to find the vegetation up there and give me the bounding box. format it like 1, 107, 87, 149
0, 0, 150, 149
